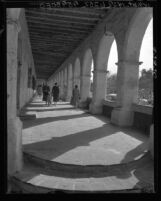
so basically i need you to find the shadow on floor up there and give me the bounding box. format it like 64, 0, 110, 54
119, 142, 148, 165
23, 124, 119, 160
24, 107, 77, 113
21, 99, 154, 188
23, 113, 91, 129
23, 122, 149, 169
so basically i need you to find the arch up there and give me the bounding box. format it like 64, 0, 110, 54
106, 39, 118, 100
110, 8, 153, 126
89, 32, 119, 114
123, 8, 152, 62
95, 33, 115, 71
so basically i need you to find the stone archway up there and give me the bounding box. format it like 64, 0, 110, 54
90, 32, 116, 114
111, 7, 153, 126
123, 8, 152, 62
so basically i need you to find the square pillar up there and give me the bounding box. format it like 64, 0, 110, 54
80, 74, 91, 101
7, 12, 23, 176
66, 78, 73, 102
89, 69, 108, 114
111, 60, 142, 126
74, 76, 80, 90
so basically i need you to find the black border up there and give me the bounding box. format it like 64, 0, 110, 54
0, 0, 159, 198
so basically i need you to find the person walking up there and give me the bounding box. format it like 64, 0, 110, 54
42, 83, 50, 104
52, 82, 59, 106
42, 83, 47, 102
72, 85, 80, 108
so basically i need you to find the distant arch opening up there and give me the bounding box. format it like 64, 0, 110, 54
138, 19, 153, 106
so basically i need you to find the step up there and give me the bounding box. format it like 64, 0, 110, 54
9, 151, 154, 194
19, 114, 36, 121
23, 151, 151, 177
10, 165, 145, 194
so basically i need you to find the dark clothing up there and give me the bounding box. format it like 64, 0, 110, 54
52, 85, 59, 102
43, 85, 50, 101
72, 88, 80, 106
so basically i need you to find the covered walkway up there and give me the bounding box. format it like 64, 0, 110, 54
9, 97, 154, 193
23, 97, 148, 166
7, 7, 154, 193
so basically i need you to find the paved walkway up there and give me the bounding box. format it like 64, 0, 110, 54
22, 97, 149, 166
12, 96, 154, 193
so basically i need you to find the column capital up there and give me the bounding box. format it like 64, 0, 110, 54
7, 17, 21, 32
115, 60, 143, 66
92, 69, 108, 74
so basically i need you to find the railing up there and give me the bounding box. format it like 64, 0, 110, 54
132, 103, 153, 115
102, 100, 153, 134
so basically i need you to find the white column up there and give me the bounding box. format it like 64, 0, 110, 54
80, 74, 91, 101
89, 69, 108, 114
111, 60, 142, 126
74, 76, 80, 90
66, 78, 73, 102
7, 9, 23, 175
60, 71, 64, 99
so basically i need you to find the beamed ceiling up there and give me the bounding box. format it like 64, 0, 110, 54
25, 8, 110, 80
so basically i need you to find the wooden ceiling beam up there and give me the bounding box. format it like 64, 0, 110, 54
26, 17, 96, 27
28, 23, 94, 33
28, 26, 90, 35
25, 9, 100, 21
30, 34, 84, 42
27, 20, 95, 30
26, 7, 108, 18
32, 51, 68, 56
25, 15, 97, 26
30, 41, 79, 47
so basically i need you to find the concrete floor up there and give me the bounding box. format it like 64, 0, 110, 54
13, 96, 154, 193
22, 96, 149, 166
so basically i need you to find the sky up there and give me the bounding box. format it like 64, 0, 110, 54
91, 19, 153, 79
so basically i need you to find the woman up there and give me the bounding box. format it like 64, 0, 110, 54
52, 82, 59, 106
72, 85, 80, 108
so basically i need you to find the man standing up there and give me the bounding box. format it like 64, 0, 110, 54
52, 82, 59, 106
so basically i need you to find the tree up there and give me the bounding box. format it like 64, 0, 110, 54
106, 73, 117, 94
138, 68, 153, 105
139, 68, 153, 90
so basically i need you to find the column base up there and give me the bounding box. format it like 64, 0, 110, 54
149, 124, 154, 159
89, 102, 102, 114
111, 108, 134, 127
79, 100, 87, 109
8, 117, 23, 175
